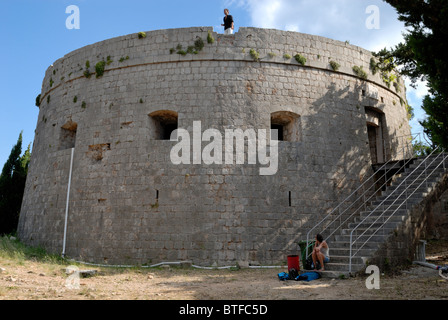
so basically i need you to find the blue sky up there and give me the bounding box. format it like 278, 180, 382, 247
0, 0, 428, 167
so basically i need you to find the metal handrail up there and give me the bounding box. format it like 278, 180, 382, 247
383, 132, 421, 161
304, 133, 421, 260
323, 154, 416, 244
348, 149, 447, 272
305, 157, 394, 259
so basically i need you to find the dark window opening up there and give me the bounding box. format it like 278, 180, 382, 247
288, 191, 292, 207
162, 123, 178, 140
271, 124, 284, 141
270, 111, 301, 142
149, 110, 179, 141
59, 121, 77, 150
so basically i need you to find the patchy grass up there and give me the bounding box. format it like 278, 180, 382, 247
0, 235, 65, 265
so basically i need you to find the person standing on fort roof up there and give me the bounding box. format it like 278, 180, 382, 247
222, 8, 234, 35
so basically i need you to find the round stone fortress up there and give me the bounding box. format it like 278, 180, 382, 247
18, 27, 411, 267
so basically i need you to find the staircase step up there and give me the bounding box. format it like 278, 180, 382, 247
371, 198, 421, 206
327, 240, 382, 250
319, 262, 363, 272
306, 154, 448, 274
328, 247, 376, 257
359, 209, 407, 218
334, 233, 389, 243
350, 217, 404, 229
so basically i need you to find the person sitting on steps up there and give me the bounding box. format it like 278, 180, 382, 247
312, 234, 330, 271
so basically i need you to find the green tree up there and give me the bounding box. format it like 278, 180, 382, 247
375, 0, 448, 148
0, 132, 31, 235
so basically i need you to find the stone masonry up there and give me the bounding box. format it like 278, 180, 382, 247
18, 27, 411, 266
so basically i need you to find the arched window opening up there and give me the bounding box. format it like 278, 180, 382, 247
270, 111, 301, 142
149, 110, 179, 140
59, 121, 77, 150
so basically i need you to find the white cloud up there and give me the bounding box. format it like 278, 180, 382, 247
285, 24, 299, 32
405, 78, 429, 99
230, 0, 406, 51
229, 0, 428, 134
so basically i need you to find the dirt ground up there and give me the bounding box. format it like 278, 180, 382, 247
1, 241, 447, 301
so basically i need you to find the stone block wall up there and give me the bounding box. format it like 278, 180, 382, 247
18, 27, 411, 266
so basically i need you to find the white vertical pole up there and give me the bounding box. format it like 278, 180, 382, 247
62, 147, 75, 258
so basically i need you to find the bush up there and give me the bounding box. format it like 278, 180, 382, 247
119, 56, 130, 62
35, 94, 41, 107
294, 54, 306, 66
138, 32, 146, 39
95, 60, 106, 78
249, 49, 260, 61
329, 60, 340, 71
370, 57, 379, 75
84, 70, 92, 79
352, 66, 368, 80
207, 31, 215, 44
194, 38, 205, 51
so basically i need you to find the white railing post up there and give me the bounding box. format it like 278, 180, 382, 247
62, 147, 75, 258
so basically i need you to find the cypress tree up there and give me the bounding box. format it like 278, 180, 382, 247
0, 132, 30, 235
376, 0, 448, 148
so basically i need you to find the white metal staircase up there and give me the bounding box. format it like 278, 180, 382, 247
304, 142, 448, 276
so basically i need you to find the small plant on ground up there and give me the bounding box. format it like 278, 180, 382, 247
294, 54, 306, 66
268, 52, 276, 58
138, 32, 146, 39
106, 56, 113, 66
73, 96, 78, 103
283, 53, 291, 59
